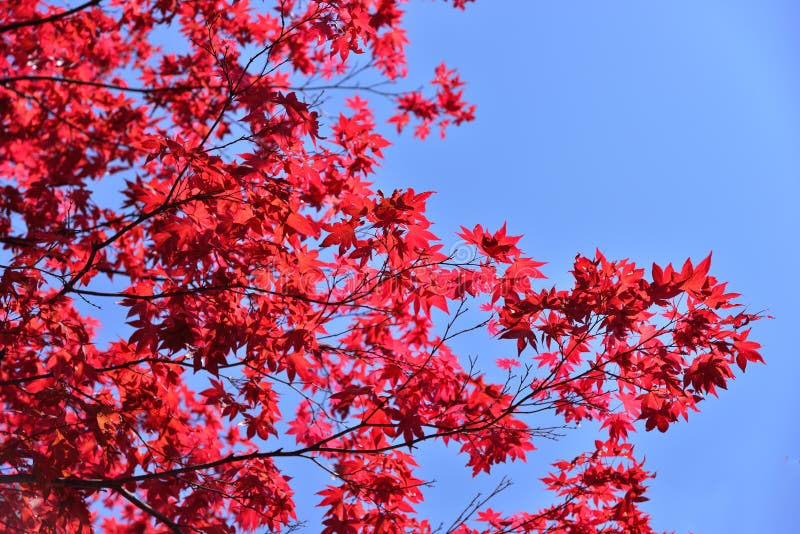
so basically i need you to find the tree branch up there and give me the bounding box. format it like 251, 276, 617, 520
0, 0, 102, 34
115, 486, 186, 533
0, 75, 212, 94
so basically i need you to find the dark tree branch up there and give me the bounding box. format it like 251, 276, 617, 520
115, 487, 186, 533
0, 75, 212, 94
0, 474, 185, 532
0, 0, 102, 34
442, 476, 513, 533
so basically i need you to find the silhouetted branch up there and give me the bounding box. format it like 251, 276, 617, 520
0, 0, 102, 34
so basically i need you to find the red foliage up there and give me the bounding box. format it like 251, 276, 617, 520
0, 1, 763, 532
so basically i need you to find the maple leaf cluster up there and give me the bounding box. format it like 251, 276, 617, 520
0, 0, 763, 532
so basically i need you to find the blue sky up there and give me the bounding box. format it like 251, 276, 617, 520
352, 1, 799, 532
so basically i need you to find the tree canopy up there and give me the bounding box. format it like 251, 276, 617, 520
0, 1, 764, 532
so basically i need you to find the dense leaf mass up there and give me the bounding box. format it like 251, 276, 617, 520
0, 1, 762, 532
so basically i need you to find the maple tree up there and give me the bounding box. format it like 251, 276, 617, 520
0, 0, 765, 532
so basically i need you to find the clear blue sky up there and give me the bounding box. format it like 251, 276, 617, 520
347, 1, 798, 532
